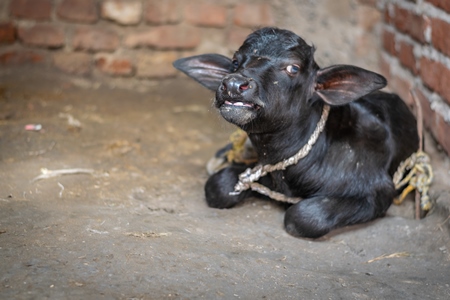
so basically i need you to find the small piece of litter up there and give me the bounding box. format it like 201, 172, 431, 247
88, 228, 109, 234
59, 113, 81, 129
57, 182, 65, 198
125, 232, 171, 238
366, 252, 410, 264
25, 124, 42, 131
31, 168, 95, 183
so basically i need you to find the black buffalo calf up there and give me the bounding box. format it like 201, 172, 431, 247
173, 27, 418, 238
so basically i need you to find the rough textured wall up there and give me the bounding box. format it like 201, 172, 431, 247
0, 0, 379, 80
379, 0, 450, 155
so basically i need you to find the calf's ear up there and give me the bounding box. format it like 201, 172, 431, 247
173, 54, 232, 91
313, 65, 387, 105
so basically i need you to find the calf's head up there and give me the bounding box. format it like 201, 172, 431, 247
173, 27, 387, 133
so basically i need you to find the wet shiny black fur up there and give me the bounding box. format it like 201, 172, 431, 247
173, 27, 418, 238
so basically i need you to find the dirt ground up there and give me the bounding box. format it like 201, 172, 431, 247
0, 67, 449, 299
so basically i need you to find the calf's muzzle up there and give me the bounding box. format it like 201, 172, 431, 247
220, 74, 252, 96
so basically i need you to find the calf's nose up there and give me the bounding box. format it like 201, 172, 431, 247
220, 75, 251, 95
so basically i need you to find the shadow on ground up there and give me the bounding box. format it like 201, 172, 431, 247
1, 68, 449, 299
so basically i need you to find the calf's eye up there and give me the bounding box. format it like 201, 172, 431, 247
286, 64, 300, 75
232, 59, 239, 71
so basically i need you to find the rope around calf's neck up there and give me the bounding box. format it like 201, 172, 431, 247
229, 104, 331, 203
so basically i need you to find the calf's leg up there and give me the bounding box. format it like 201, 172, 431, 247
205, 164, 254, 208
284, 190, 393, 238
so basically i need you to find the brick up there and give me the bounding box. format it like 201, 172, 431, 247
393, 6, 409, 33
185, 3, 227, 28
420, 57, 441, 93
420, 57, 450, 105
53, 52, 92, 75
234, 4, 275, 27
420, 57, 439, 93
0, 50, 45, 65
398, 40, 418, 74
437, 117, 450, 155
227, 27, 252, 51
440, 67, 450, 105
10, 0, 51, 20
145, 0, 180, 25
57, 0, 98, 24
136, 51, 178, 78
18, 25, 64, 48
124, 25, 200, 50
95, 55, 134, 76
356, 6, 381, 31
101, 0, 142, 25
0, 22, 16, 44
72, 28, 119, 52
393, 6, 428, 43
430, 17, 450, 57
427, 0, 450, 13
382, 29, 396, 55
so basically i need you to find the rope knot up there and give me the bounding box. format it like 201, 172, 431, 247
393, 150, 434, 211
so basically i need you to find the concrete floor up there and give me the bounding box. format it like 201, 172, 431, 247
0, 67, 449, 299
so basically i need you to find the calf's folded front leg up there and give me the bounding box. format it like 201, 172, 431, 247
204, 164, 255, 209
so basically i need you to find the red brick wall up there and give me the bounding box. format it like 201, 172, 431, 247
0, 0, 382, 79
380, 0, 450, 155
0, 0, 275, 78
1, 0, 447, 155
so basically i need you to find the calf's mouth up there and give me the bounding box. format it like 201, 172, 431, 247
216, 96, 262, 126
224, 99, 259, 109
